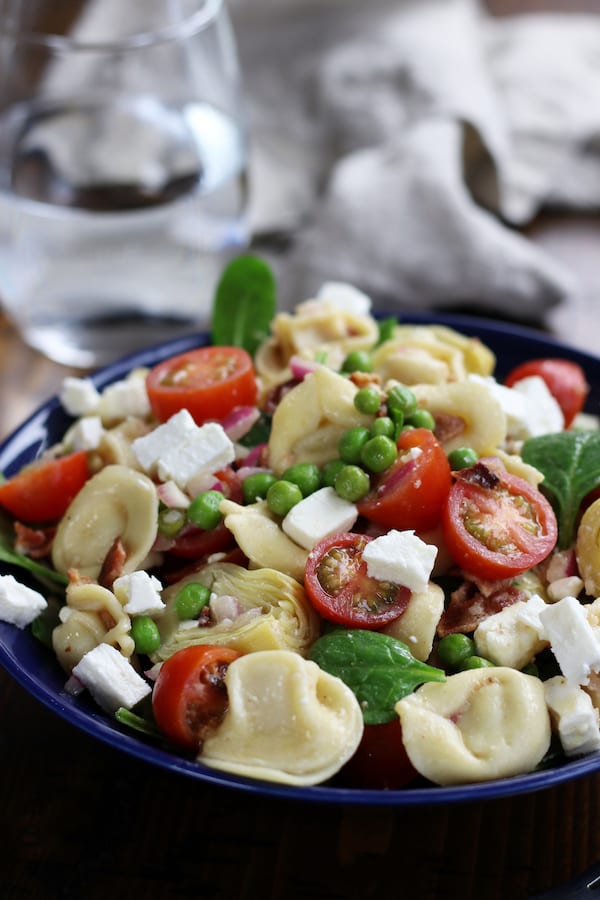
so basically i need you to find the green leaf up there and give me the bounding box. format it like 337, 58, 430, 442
521, 430, 600, 549
0, 512, 68, 587
211, 255, 276, 356
309, 629, 445, 725
115, 707, 162, 739
376, 316, 398, 347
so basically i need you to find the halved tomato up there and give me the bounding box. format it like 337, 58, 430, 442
0, 450, 89, 523
442, 459, 558, 580
146, 346, 258, 425
304, 532, 410, 629
504, 358, 589, 428
152, 644, 242, 751
357, 428, 451, 532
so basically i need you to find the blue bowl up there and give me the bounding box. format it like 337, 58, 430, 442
1, 311, 599, 806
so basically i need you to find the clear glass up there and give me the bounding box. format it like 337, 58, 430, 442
0, 0, 249, 367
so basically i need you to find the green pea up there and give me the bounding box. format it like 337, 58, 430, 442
406, 408, 436, 431
321, 458, 346, 488
341, 350, 373, 374
437, 633, 476, 669
242, 471, 277, 504
334, 465, 370, 502
131, 616, 161, 655
338, 426, 371, 465
281, 462, 321, 497
175, 583, 211, 620
187, 490, 225, 530
267, 480, 303, 516
370, 416, 395, 439
447, 447, 479, 471
386, 384, 417, 418
174, 582, 211, 620
360, 435, 398, 473
157, 507, 187, 539
459, 655, 495, 671
353, 385, 382, 416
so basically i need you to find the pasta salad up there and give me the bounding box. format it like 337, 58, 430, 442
0, 262, 599, 792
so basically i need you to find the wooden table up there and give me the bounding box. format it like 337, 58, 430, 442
3, 2, 600, 898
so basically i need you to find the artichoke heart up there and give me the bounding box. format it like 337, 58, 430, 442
152, 562, 320, 662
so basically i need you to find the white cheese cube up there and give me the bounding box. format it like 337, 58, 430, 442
97, 369, 151, 424
282, 487, 358, 550
72, 643, 151, 712
362, 529, 437, 593
540, 595, 600, 685
316, 281, 372, 317
547, 576, 584, 603
60, 377, 101, 417
0, 574, 47, 628
113, 571, 165, 617
544, 675, 600, 756
132, 410, 235, 489
474, 595, 548, 670
511, 376, 564, 438
67, 415, 105, 451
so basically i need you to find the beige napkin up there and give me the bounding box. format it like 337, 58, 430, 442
232, 0, 600, 320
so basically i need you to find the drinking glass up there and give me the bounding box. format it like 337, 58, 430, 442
0, 0, 249, 367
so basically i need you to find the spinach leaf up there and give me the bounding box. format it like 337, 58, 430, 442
376, 316, 398, 347
521, 430, 600, 549
309, 629, 445, 725
211, 254, 276, 356
115, 707, 162, 739
0, 512, 67, 587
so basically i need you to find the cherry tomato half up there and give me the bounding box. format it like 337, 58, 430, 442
504, 358, 589, 428
0, 450, 89, 523
146, 346, 258, 425
304, 532, 411, 629
357, 428, 452, 532
152, 644, 242, 751
341, 719, 418, 790
442, 460, 558, 581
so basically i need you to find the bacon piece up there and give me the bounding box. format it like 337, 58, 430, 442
434, 413, 465, 444
13, 522, 56, 559
350, 371, 381, 389
98, 538, 127, 589
437, 581, 526, 637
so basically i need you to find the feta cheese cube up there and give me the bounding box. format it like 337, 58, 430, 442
547, 575, 584, 603
72, 643, 151, 712
474, 595, 548, 670
511, 376, 564, 437
132, 410, 235, 488
113, 571, 165, 617
316, 281, 372, 317
97, 369, 151, 424
540, 595, 600, 684
544, 676, 600, 756
67, 415, 105, 451
282, 487, 358, 550
60, 377, 101, 417
0, 574, 47, 628
362, 530, 437, 593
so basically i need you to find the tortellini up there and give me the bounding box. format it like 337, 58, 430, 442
381, 582, 444, 662
410, 379, 506, 455
255, 301, 378, 390
153, 562, 320, 662
268, 365, 372, 474
201, 650, 364, 785
576, 498, 600, 597
52, 580, 134, 673
52, 464, 158, 580
395, 667, 551, 785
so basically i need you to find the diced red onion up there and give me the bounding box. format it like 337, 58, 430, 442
237, 465, 273, 481
210, 594, 243, 624
64, 673, 85, 696
243, 443, 267, 467
187, 473, 223, 498
221, 406, 260, 442
157, 480, 190, 509
144, 662, 163, 682
289, 355, 319, 380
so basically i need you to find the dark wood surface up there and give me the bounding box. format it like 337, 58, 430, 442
3, 3, 600, 898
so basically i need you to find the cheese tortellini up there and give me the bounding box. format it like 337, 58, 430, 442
153, 563, 320, 662
576, 498, 600, 597
395, 667, 551, 785
201, 650, 364, 785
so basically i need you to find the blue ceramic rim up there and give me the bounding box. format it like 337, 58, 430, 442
1, 309, 600, 807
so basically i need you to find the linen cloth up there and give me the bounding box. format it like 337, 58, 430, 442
231, 0, 600, 320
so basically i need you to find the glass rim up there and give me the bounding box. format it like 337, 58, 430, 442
0, 0, 224, 51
